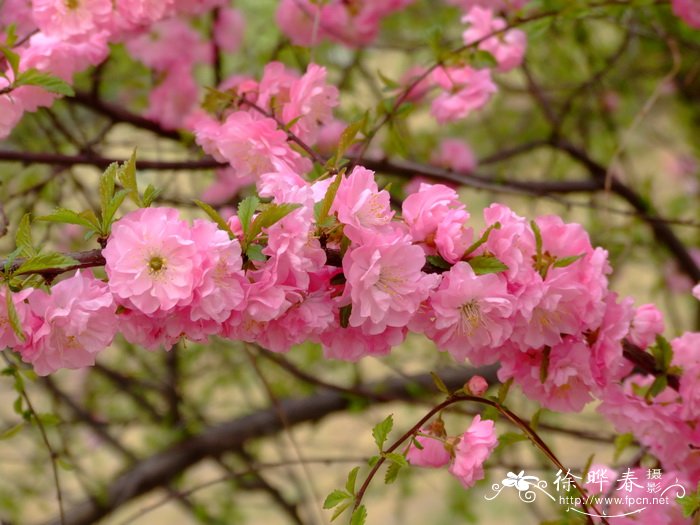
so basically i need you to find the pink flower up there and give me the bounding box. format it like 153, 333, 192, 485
144, 65, 198, 130
282, 64, 339, 144
448, 415, 498, 488
343, 233, 439, 331
416, 262, 513, 363
19, 272, 117, 375
407, 429, 451, 468
32, 0, 112, 38
103, 207, 199, 315
466, 375, 489, 396
320, 322, 406, 361
331, 166, 394, 242
402, 183, 473, 263
431, 139, 477, 174
694, 283, 700, 300
431, 66, 497, 123
201, 167, 256, 206
213, 7, 245, 53
498, 337, 597, 412
0, 88, 25, 139
462, 7, 526, 72
673, 0, 700, 29
400, 66, 433, 103
628, 304, 665, 349
116, 0, 174, 26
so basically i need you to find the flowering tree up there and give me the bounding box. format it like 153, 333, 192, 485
0, 0, 699, 524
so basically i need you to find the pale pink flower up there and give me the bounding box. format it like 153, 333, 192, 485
694, 283, 700, 300
213, 7, 245, 53
125, 18, 211, 72
628, 304, 665, 349
331, 166, 394, 242
343, 234, 439, 331
320, 322, 406, 361
673, 0, 700, 28
431, 66, 497, 123
0, 88, 25, 140
256, 61, 298, 114
282, 64, 339, 144
406, 429, 451, 468
417, 262, 513, 363
201, 167, 256, 206
462, 7, 526, 72
0, 0, 36, 36
116, 0, 174, 26
19, 272, 116, 375
431, 139, 477, 174
145, 65, 198, 130
448, 415, 498, 488
32, 0, 112, 38
103, 208, 199, 315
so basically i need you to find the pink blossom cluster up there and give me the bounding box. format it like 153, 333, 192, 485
407, 415, 498, 488
672, 0, 700, 28
276, 0, 414, 47
189, 62, 338, 201
0, 0, 240, 138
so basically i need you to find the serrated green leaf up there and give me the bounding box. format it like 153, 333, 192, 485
372, 414, 393, 452
323, 490, 351, 509
367, 455, 379, 467
426, 255, 451, 270
0, 422, 23, 440
245, 243, 266, 262
99, 163, 118, 225
315, 173, 343, 226
350, 504, 367, 525
553, 254, 584, 268
142, 184, 161, 207
678, 483, 700, 518
37, 208, 99, 231
467, 255, 508, 275
247, 203, 302, 244
653, 335, 674, 372
645, 375, 668, 399
345, 466, 360, 495
14, 253, 78, 275
194, 200, 235, 239
14, 69, 74, 96
15, 214, 34, 257
237, 196, 259, 241
103, 190, 129, 233
384, 452, 407, 467
0, 45, 20, 77
5, 289, 25, 343
471, 49, 498, 68
497, 432, 528, 449
119, 150, 140, 206
336, 115, 366, 161
330, 501, 352, 522
430, 371, 449, 394
384, 461, 401, 484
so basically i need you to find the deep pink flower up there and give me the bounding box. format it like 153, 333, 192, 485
448, 415, 498, 488
673, 0, 700, 28
19, 272, 116, 375
282, 64, 339, 143
103, 208, 199, 315
406, 429, 451, 468
462, 7, 526, 72
145, 65, 198, 130
213, 7, 245, 53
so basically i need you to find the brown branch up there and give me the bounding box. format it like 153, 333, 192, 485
41, 366, 492, 525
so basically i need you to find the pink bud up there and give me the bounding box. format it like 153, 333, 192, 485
466, 375, 488, 396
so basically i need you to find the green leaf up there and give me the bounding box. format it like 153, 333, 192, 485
678, 483, 700, 518
426, 255, 451, 270
463, 222, 501, 258
247, 203, 302, 244
315, 172, 343, 226
194, 200, 235, 239
530, 220, 543, 258
467, 255, 508, 275
430, 371, 449, 394
471, 49, 498, 68
367, 455, 379, 467
0, 45, 20, 77
498, 377, 513, 405
118, 150, 140, 206
103, 190, 129, 233
350, 505, 367, 525
15, 214, 35, 257
345, 466, 360, 495
377, 70, 400, 90
323, 490, 351, 509
339, 304, 352, 328
652, 335, 674, 372
552, 254, 584, 268
645, 375, 668, 400
14, 69, 74, 96
0, 422, 23, 441
15, 253, 78, 275
384, 461, 401, 485
237, 196, 260, 240
99, 163, 118, 225
142, 184, 161, 207
496, 431, 528, 449
37, 208, 100, 231
36, 413, 61, 426
384, 452, 407, 467
245, 243, 266, 262
330, 501, 352, 522
372, 414, 393, 452
5, 288, 25, 343
336, 115, 367, 160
